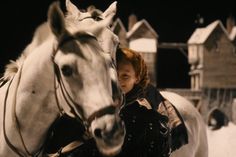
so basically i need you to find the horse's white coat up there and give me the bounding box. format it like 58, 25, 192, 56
160, 91, 208, 157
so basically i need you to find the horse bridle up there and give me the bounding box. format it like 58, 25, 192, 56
51, 34, 118, 129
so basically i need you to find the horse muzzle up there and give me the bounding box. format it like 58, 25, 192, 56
90, 113, 125, 156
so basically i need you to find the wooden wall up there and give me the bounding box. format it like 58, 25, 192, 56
202, 28, 236, 88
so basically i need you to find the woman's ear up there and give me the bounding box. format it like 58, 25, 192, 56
135, 76, 140, 84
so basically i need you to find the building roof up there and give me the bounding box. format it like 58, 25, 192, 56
188, 20, 229, 44
229, 26, 236, 41
111, 18, 127, 33
126, 19, 158, 39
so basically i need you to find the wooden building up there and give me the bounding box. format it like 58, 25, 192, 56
188, 20, 236, 121
188, 20, 236, 89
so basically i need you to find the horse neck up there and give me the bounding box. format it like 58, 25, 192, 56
0, 38, 60, 156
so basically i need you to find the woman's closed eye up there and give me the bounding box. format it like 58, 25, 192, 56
120, 74, 130, 80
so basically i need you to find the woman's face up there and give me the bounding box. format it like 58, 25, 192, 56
117, 62, 139, 94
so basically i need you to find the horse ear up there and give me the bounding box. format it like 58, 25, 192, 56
102, 1, 117, 18
48, 2, 66, 39
65, 0, 81, 16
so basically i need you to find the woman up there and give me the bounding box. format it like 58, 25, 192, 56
115, 47, 171, 157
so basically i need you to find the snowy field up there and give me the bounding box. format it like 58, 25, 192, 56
207, 122, 236, 157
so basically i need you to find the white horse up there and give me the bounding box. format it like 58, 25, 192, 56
160, 91, 208, 157
0, 2, 125, 157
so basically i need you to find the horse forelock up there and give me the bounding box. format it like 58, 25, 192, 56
65, 11, 92, 24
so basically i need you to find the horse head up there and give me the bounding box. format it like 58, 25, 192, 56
49, 2, 124, 156
65, 0, 119, 61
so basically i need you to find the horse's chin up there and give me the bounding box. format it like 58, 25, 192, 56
96, 142, 123, 157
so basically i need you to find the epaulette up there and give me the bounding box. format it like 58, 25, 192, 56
136, 98, 152, 110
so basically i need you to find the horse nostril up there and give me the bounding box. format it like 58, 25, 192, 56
94, 128, 102, 138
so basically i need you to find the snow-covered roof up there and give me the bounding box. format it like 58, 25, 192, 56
188, 20, 229, 44
229, 26, 236, 41
129, 38, 157, 53
111, 18, 127, 33
126, 19, 158, 39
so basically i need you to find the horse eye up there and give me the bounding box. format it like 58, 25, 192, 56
61, 65, 73, 77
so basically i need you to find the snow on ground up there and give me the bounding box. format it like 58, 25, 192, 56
207, 122, 236, 157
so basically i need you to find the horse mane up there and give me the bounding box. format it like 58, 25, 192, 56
87, 5, 103, 17
2, 22, 51, 81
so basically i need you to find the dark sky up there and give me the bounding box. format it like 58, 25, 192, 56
0, 0, 235, 88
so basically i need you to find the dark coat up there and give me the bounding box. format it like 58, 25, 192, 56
116, 84, 170, 157
48, 84, 171, 157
